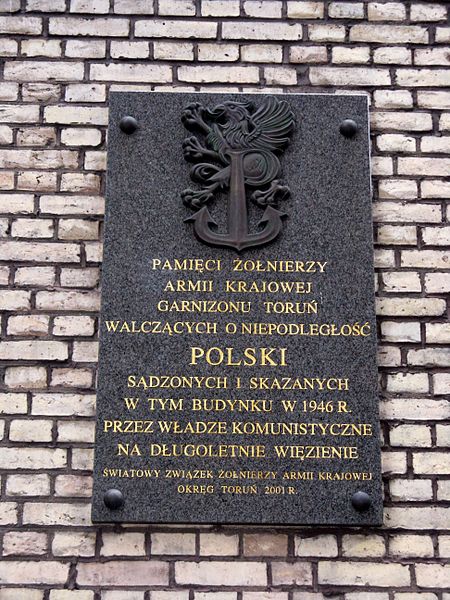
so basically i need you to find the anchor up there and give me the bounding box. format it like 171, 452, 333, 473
180, 97, 295, 252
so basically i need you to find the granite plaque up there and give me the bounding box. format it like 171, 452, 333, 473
92, 92, 382, 525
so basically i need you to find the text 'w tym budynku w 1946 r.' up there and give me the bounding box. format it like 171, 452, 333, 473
91, 92, 382, 526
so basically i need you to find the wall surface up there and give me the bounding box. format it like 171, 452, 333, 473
0, 0, 449, 599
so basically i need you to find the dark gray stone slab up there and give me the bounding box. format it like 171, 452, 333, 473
92, 92, 382, 526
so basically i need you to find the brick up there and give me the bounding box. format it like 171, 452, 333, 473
17, 171, 57, 192
433, 373, 450, 395
199, 533, 239, 556
61, 128, 102, 147
387, 373, 428, 394
61, 267, 99, 288
436, 425, 450, 446
51, 367, 93, 388
421, 180, 450, 198
72, 447, 93, 469
368, 2, 406, 21
0, 447, 66, 469
287, 2, 324, 19
11, 218, 53, 238
136, 19, 216, 39
22, 83, 60, 103
310, 67, 390, 86
0, 393, 27, 415
77, 561, 169, 586
101, 532, 146, 556
36, 290, 100, 311
0, 290, 30, 310
426, 323, 450, 344
111, 41, 149, 59
32, 393, 95, 416
5, 366, 47, 389
7, 315, 49, 335
152, 533, 196, 555
409, 348, 450, 368
44, 106, 108, 125
22, 39, 61, 58
71, 0, 109, 12
332, 46, 370, 64
385, 507, 450, 529
378, 224, 417, 244
3, 531, 47, 555
65, 40, 106, 58
0, 104, 40, 123
422, 226, 450, 246
176, 562, 266, 586
374, 46, 411, 65
381, 321, 421, 343
381, 398, 450, 421
73, 341, 98, 362
4, 61, 83, 82
0, 561, 68, 584
50, 17, 128, 36
244, 533, 288, 556
244, 1, 282, 19
309, 24, 345, 41
390, 424, 431, 447
153, 42, 193, 61
372, 111, 432, 131
0, 241, 79, 263
411, 3, 447, 22
202, 0, 239, 17
23, 502, 90, 526
55, 474, 92, 497
115, 0, 154, 13
0, 16, 42, 34
378, 346, 401, 367
414, 452, 450, 475
296, 534, 338, 557
61, 173, 100, 194
6, 473, 50, 496
289, 45, 327, 63
91, 63, 171, 83
15, 266, 55, 286
65, 83, 106, 103
40, 195, 104, 216
52, 531, 96, 556
376, 297, 446, 316
319, 561, 410, 586
397, 68, 450, 87
390, 535, 434, 558
350, 24, 428, 44
198, 43, 239, 62
377, 134, 416, 153
373, 202, 440, 224
329, 2, 364, 19
57, 420, 95, 443
0, 502, 18, 525
436, 28, 450, 43
265, 67, 297, 85
373, 90, 413, 108
383, 271, 421, 292
179, 66, 259, 84
416, 564, 450, 588
418, 91, 450, 109
269, 562, 313, 585
0, 340, 68, 361
223, 21, 302, 40
415, 48, 450, 67
342, 535, 385, 557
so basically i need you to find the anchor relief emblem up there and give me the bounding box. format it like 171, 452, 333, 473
181, 96, 295, 251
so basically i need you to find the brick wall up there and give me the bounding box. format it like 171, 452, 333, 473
0, 0, 449, 598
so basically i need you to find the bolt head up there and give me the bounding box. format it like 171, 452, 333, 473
340, 119, 358, 138
104, 488, 124, 510
352, 491, 371, 512
119, 116, 138, 134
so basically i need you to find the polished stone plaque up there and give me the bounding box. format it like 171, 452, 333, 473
92, 92, 382, 525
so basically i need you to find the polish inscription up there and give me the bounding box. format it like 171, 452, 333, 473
92, 92, 382, 525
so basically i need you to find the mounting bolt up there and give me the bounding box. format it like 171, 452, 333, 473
104, 488, 124, 510
351, 491, 371, 512
119, 116, 138, 135
340, 119, 358, 138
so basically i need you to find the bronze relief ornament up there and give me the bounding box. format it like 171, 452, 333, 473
181, 97, 295, 252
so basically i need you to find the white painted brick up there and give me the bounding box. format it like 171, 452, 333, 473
21, 39, 61, 57
373, 90, 413, 108
15, 266, 55, 286
310, 67, 390, 86
91, 63, 171, 83
65, 83, 106, 103
350, 24, 428, 44
387, 373, 429, 394
136, 19, 217, 39
411, 3, 447, 22
332, 46, 370, 64
153, 42, 193, 61
6, 473, 50, 496
289, 45, 327, 63
5, 365, 47, 389
244, 1, 282, 19
49, 17, 129, 36
178, 66, 259, 83
381, 321, 421, 343
382, 271, 421, 293
368, 3, 406, 21
223, 22, 302, 40
71, 0, 109, 13
374, 46, 411, 64
65, 40, 106, 58
243, 44, 283, 63
202, 0, 239, 17
390, 424, 431, 447
4, 61, 84, 82
389, 534, 434, 558
433, 373, 450, 395
9, 418, 52, 442
329, 2, 364, 19
0, 16, 42, 34
287, 2, 324, 19
309, 24, 346, 42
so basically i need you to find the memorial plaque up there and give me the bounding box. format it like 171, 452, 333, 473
92, 92, 382, 525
